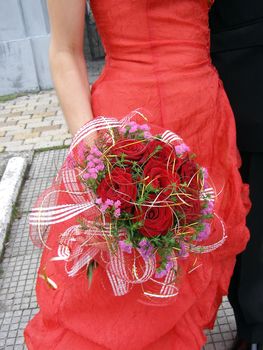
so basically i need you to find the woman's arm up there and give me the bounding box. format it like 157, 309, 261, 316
47, 0, 93, 135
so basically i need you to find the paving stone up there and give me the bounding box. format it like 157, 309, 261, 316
41, 128, 66, 137
0, 136, 13, 144
34, 124, 61, 133
24, 136, 52, 145
6, 128, 33, 136
0, 121, 17, 127
5, 145, 35, 153
13, 132, 40, 141
33, 140, 64, 149
25, 120, 52, 129
52, 133, 71, 142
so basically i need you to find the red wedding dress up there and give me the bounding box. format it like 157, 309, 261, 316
24, 0, 250, 349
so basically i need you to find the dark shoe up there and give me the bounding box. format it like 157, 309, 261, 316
231, 338, 251, 350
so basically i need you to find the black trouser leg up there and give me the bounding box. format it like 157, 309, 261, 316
228, 152, 263, 343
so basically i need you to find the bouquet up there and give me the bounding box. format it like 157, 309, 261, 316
29, 110, 226, 303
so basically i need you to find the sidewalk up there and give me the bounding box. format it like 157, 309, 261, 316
0, 148, 237, 349
0, 59, 104, 154
0, 90, 70, 154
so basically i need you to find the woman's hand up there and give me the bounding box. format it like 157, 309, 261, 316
47, 0, 94, 136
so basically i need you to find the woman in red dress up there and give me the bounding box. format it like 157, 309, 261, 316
24, 0, 250, 349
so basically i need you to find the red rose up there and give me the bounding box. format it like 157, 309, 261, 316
178, 188, 201, 223
97, 168, 137, 211
134, 194, 174, 237
143, 159, 180, 192
139, 139, 176, 165
110, 139, 147, 161
179, 160, 199, 190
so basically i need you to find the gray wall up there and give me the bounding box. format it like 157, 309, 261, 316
0, 0, 53, 96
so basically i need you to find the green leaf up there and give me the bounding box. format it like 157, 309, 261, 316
87, 260, 97, 289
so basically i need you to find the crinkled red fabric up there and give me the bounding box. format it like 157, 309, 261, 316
24, 0, 250, 349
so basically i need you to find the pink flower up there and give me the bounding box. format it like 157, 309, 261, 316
105, 199, 114, 206
114, 208, 121, 218
143, 131, 152, 139
179, 242, 189, 259
155, 258, 174, 279
100, 204, 108, 213
138, 239, 154, 260
114, 200, 121, 208
175, 143, 190, 155
140, 124, 150, 131
95, 164, 105, 171
83, 173, 91, 180
196, 223, 211, 241
202, 201, 214, 215
90, 146, 102, 157
87, 154, 95, 161
202, 167, 208, 180
130, 125, 138, 133
119, 240, 133, 254
95, 198, 102, 205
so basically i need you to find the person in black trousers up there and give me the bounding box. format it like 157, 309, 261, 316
209, 1, 263, 350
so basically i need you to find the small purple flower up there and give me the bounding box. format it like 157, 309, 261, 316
119, 121, 152, 138
140, 124, 150, 131
143, 131, 152, 139
202, 167, 209, 180
114, 208, 121, 218
95, 198, 102, 205
119, 240, 133, 254
93, 157, 101, 164
155, 260, 174, 279
196, 222, 211, 241
83, 173, 91, 180
202, 200, 214, 215
98, 164, 106, 171
155, 269, 167, 279
138, 239, 154, 260
114, 200, 121, 208
165, 260, 173, 271
105, 199, 114, 206
119, 126, 126, 134
96, 198, 122, 218
89, 168, 97, 174
130, 125, 138, 133
84, 146, 105, 180
100, 204, 108, 213
175, 143, 190, 155
87, 154, 94, 161
179, 242, 189, 259
90, 146, 102, 157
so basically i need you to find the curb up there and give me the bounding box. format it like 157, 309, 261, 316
0, 157, 27, 257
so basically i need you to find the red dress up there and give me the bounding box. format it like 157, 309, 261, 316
24, 0, 250, 349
